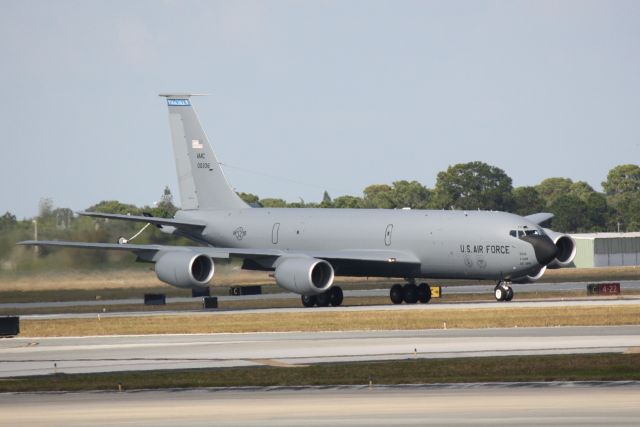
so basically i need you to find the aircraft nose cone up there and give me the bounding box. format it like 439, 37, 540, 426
521, 235, 558, 266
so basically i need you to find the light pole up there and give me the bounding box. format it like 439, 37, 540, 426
32, 219, 38, 255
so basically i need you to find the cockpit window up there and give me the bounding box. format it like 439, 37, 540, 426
510, 228, 544, 238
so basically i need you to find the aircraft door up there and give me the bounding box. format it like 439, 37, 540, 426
385, 224, 393, 246
272, 223, 280, 244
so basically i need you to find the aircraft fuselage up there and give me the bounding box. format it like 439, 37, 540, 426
177, 208, 543, 281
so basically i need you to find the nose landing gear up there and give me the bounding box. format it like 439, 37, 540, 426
494, 282, 514, 302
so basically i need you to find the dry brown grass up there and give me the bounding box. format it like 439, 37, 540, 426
0, 268, 274, 291
542, 266, 640, 282
20, 304, 640, 337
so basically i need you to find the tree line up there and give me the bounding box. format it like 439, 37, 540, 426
239, 162, 640, 233
1, 163, 638, 272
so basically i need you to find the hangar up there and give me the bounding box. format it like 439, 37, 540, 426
570, 232, 640, 268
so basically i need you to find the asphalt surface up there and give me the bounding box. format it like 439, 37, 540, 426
2, 382, 639, 426
1, 325, 639, 377
2, 280, 638, 310
13, 297, 640, 320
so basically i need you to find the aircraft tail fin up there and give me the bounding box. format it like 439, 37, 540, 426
160, 94, 248, 210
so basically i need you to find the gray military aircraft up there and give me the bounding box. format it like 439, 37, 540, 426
20, 94, 576, 306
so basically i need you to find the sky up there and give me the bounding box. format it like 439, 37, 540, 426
1, 0, 639, 218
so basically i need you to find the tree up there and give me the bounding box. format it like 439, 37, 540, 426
320, 191, 333, 208
432, 161, 514, 211
601, 165, 640, 231
260, 198, 288, 208
362, 184, 395, 209
608, 192, 640, 232
152, 186, 178, 218
237, 192, 260, 205
52, 208, 74, 229
88, 200, 142, 216
584, 192, 608, 231
548, 195, 589, 232
511, 186, 546, 216
332, 195, 363, 208
569, 181, 596, 202
0, 212, 17, 231
38, 197, 54, 218
391, 180, 431, 209
602, 164, 640, 196
535, 178, 573, 207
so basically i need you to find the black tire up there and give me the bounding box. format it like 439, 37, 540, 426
316, 291, 331, 307
301, 295, 317, 307
494, 285, 506, 302
505, 287, 514, 302
390, 284, 403, 304
417, 283, 431, 303
403, 283, 419, 304
329, 287, 344, 306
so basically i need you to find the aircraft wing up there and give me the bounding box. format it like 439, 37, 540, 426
525, 212, 554, 225
18, 240, 420, 265
77, 212, 206, 230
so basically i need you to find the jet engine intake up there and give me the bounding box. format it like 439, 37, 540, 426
274, 257, 334, 295
543, 229, 577, 268
155, 251, 214, 289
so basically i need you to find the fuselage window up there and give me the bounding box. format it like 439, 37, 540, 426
509, 230, 517, 237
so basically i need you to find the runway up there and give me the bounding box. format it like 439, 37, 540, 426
2, 383, 639, 426
1, 326, 638, 377
16, 296, 640, 320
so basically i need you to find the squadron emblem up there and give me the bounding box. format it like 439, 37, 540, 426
233, 227, 247, 240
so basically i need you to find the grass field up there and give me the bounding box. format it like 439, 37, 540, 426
1, 353, 639, 393
17, 304, 640, 337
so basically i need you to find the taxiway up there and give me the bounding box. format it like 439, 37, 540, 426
1, 383, 639, 426
1, 325, 638, 377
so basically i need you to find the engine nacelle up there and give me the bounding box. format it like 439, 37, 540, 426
513, 265, 547, 284
155, 251, 214, 289
543, 229, 577, 269
274, 257, 334, 295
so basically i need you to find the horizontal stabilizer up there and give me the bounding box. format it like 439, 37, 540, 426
78, 212, 206, 230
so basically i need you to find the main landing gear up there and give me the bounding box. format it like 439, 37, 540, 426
389, 282, 432, 304
494, 281, 514, 302
301, 286, 344, 308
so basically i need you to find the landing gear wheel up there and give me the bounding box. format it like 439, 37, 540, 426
417, 283, 432, 303
301, 295, 317, 308
403, 283, 419, 304
505, 286, 514, 302
329, 286, 344, 306
494, 283, 511, 302
390, 284, 403, 304
316, 291, 331, 307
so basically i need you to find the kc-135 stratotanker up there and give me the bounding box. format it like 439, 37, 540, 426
20, 95, 576, 306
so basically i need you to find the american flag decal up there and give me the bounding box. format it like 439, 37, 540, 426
191, 139, 203, 149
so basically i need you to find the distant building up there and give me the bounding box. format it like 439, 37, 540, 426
570, 232, 640, 268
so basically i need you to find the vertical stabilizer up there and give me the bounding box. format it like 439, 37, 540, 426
160, 94, 248, 210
